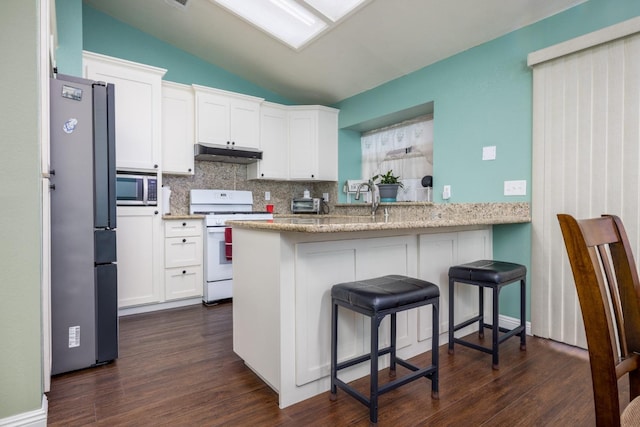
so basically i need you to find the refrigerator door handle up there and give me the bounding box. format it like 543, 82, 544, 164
106, 83, 117, 229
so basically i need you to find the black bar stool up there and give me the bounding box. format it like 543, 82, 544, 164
448, 260, 526, 369
330, 275, 440, 425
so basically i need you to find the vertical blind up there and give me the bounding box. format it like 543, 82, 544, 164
530, 28, 640, 346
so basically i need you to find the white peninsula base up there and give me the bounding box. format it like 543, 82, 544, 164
232, 225, 493, 408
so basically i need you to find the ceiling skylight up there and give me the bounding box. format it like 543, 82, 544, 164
213, 0, 368, 50
304, 0, 367, 22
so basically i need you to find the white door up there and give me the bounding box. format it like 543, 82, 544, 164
530, 27, 640, 347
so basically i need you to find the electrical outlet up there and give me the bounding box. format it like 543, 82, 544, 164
323, 192, 329, 202
442, 185, 451, 200
346, 179, 368, 192
504, 180, 526, 196
265, 191, 271, 201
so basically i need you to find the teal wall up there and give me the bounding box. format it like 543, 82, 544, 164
0, 0, 44, 419
335, 0, 640, 318
55, 0, 83, 76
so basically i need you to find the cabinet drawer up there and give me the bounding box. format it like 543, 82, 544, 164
165, 266, 203, 300
165, 236, 203, 268
164, 219, 202, 237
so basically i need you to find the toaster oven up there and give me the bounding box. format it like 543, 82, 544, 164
291, 198, 321, 214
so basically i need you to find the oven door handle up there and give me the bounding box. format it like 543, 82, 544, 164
224, 227, 232, 261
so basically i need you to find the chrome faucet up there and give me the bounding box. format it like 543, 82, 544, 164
355, 180, 380, 216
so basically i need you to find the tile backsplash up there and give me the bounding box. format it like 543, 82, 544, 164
162, 160, 338, 215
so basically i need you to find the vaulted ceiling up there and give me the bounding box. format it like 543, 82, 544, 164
83, 0, 586, 104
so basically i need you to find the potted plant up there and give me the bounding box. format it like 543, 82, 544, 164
372, 170, 403, 202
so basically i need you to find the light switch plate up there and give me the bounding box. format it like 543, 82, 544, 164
504, 180, 526, 196
482, 146, 496, 160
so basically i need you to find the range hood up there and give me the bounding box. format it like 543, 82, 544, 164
194, 143, 262, 164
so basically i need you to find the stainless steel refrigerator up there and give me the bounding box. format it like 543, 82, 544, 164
50, 74, 118, 375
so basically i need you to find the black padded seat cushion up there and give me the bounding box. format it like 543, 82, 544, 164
331, 275, 439, 312
448, 260, 526, 284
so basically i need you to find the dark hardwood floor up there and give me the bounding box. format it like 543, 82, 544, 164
47, 303, 608, 426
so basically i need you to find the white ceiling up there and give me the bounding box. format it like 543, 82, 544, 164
82, 0, 586, 105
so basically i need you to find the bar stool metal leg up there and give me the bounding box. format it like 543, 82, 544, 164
492, 286, 500, 369
431, 300, 440, 398
389, 313, 397, 377
330, 300, 338, 401
370, 314, 381, 424
478, 286, 485, 339
448, 277, 454, 354
520, 278, 527, 350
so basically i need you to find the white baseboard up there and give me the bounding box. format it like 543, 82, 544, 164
118, 297, 202, 317
499, 314, 532, 336
0, 396, 47, 427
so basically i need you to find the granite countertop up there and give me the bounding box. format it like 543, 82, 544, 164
226, 203, 530, 233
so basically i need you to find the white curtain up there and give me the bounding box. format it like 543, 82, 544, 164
361, 116, 433, 200
361, 117, 433, 180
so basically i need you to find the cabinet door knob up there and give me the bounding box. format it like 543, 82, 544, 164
154, 210, 159, 215
182, 270, 186, 275
188, 168, 192, 172
182, 238, 187, 243
154, 164, 158, 169
182, 222, 187, 226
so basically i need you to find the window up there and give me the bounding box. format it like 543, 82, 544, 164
361, 115, 433, 201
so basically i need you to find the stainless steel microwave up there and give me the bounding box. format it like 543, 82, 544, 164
116, 173, 158, 206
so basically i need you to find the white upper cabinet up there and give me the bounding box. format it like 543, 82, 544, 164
161, 81, 195, 175
193, 85, 263, 150
247, 102, 289, 180
83, 51, 166, 172
288, 106, 339, 181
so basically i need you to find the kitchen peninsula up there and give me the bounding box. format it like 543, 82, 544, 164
228, 202, 529, 408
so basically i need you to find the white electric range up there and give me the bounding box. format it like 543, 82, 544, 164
189, 189, 272, 304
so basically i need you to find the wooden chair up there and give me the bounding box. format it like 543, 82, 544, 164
557, 214, 640, 426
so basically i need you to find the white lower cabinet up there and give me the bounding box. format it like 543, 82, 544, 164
116, 207, 164, 308
164, 219, 203, 300
416, 229, 492, 341
294, 235, 417, 387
